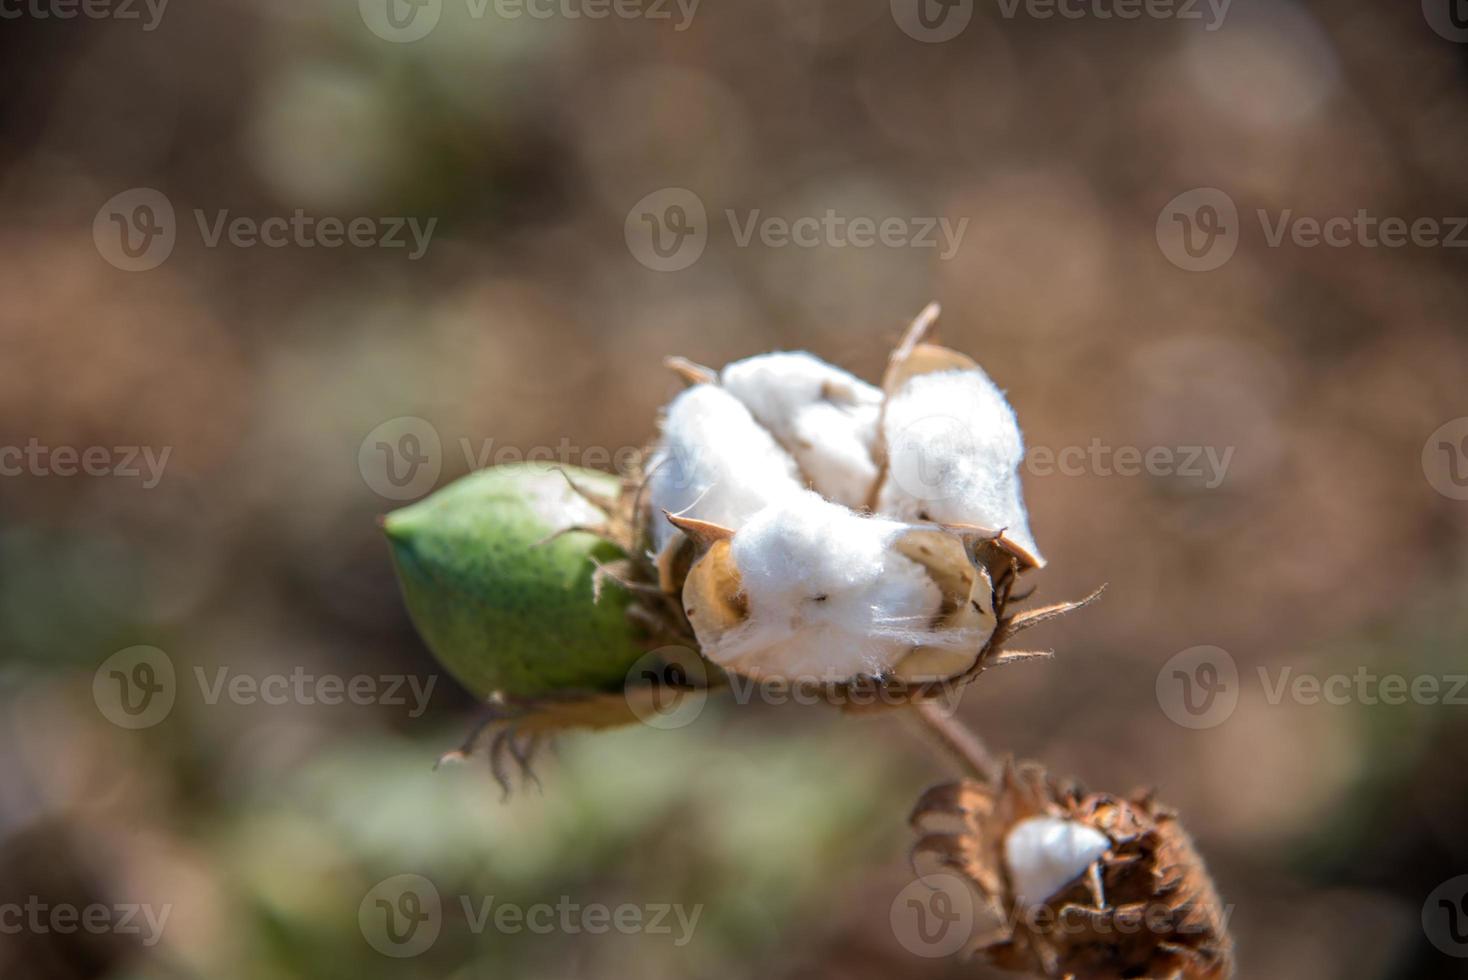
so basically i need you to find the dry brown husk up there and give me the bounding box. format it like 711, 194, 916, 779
910, 764, 1235, 980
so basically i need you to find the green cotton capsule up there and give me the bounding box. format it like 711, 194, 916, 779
381, 463, 647, 700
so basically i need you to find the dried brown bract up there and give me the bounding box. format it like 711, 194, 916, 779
910, 764, 1234, 980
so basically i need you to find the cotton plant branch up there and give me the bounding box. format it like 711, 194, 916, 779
904, 699, 1002, 784
380, 303, 1235, 978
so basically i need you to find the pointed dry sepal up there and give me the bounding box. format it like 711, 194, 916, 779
997, 586, 1106, 643
664, 512, 736, 551
880, 301, 980, 398
664, 355, 717, 387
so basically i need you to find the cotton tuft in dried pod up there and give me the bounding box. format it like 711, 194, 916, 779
671, 490, 993, 684
878, 359, 1044, 569
719, 351, 885, 508
646, 383, 804, 559
910, 764, 1234, 980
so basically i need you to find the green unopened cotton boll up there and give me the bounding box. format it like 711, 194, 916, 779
382, 463, 647, 700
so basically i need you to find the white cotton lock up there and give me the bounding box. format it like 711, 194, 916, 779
720, 352, 884, 509
1003, 816, 1110, 908
707, 491, 956, 681
646, 384, 803, 554
878, 367, 1045, 568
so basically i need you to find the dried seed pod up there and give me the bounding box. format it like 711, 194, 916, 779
910, 765, 1234, 980
669, 515, 746, 648
888, 528, 995, 683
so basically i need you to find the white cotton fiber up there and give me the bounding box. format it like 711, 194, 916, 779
1003, 816, 1110, 908
646, 384, 803, 553
721, 352, 884, 508
704, 491, 956, 681
877, 368, 1044, 567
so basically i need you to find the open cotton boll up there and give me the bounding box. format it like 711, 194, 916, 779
1003, 816, 1110, 908
703, 491, 952, 681
720, 352, 884, 508
646, 384, 803, 554
878, 368, 1044, 568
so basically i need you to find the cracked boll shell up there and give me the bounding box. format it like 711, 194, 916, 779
382, 463, 646, 699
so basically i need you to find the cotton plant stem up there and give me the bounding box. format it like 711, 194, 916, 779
904, 700, 1000, 784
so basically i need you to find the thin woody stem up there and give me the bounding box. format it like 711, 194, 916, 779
904, 700, 1000, 784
